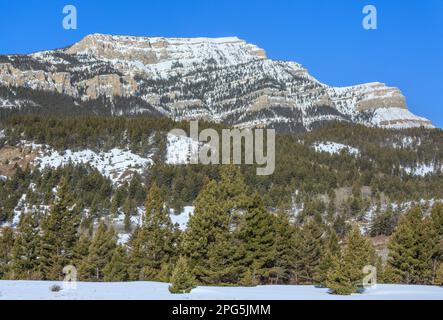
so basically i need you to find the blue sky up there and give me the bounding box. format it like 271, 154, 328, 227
0, 0, 442, 127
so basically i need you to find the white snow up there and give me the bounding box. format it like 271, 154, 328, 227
403, 163, 441, 177
170, 206, 194, 231
166, 133, 200, 165
372, 107, 434, 129
0, 281, 441, 300
112, 206, 194, 244
312, 142, 360, 156
34, 148, 153, 185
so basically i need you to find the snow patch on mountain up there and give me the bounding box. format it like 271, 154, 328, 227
34, 147, 153, 185
166, 133, 200, 165
312, 142, 360, 156
371, 108, 434, 129
403, 163, 442, 177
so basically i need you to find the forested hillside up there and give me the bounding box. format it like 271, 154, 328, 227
0, 115, 442, 293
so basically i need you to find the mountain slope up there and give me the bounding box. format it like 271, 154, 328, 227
0, 34, 434, 131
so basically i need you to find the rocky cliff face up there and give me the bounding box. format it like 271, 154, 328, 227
0, 33, 434, 131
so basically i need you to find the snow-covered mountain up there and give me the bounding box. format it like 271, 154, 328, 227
0, 34, 434, 131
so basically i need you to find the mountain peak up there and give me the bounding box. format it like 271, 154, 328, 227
0, 34, 433, 131
64, 34, 267, 66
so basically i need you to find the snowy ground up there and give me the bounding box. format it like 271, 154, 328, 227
0, 281, 442, 300
312, 141, 360, 156
34, 147, 153, 185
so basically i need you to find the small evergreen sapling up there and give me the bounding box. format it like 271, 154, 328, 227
169, 256, 196, 294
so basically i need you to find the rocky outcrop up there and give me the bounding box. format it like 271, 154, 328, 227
0, 63, 76, 96
0, 34, 434, 131
78, 74, 137, 100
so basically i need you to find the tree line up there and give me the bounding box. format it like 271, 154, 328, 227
1, 166, 442, 295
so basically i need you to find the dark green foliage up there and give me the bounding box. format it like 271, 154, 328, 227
0, 227, 14, 278
385, 206, 437, 284
169, 256, 196, 294
78, 221, 117, 281
272, 211, 297, 284
237, 194, 277, 284
370, 206, 398, 237
40, 177, 80, 280
435, 263, 443, 286
182, 166, 249, 284
9, 213, 42, 279
294, 220, 324, 284
326, 226, 376, 295
128, 183, 177, 282
314, 229, 340, 287
103, 245, 129, 282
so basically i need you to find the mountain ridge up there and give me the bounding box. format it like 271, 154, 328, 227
0, 34, 434, 131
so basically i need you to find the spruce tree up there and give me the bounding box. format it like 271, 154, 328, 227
273, 211, 297, 284
294, 219, 324, 284
431, 203, 443, 281
342, 226, 376, 286
182, 166, 248, 284
123, 198, 134, 233
325, 256, 355, 295
386, 206, 437, 284
0, 227, 14, 279
315, 229, 340, 287
326, 226, 376, 295
204, 232, 242, 285
169, 256, 196, 294
238, 194, 276, 284
72, 235, 91, 270
40, 177, 80, 280
9, 213, 42, 280
103, 245, 129, 282
370, 206, 397, 237
182, 180, 226, 282
434, 263, 443, 286
130, 183, 176, 282
79, 221, 117, 281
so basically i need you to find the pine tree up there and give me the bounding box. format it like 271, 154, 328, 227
342, 226, 376, 286
72, 235, 91, 270
78, 221, 117, 281
294, 219, 324, 284
182, 166, 248, 284
325, 256, 355, 295
386, 206, 437, 284
431, 203, 443, 281
130, 183, 176, 282
315, 229, 340, 287
204, 231, 242, 285
169, 256, 196, 294
238, 194, 276, 284
123, 197, 135, 233
182, 180, 226, 282
127, 226, 144, 280
325, 226, 376, 295
9, 213, 42, 280
273, 211, 297, 284
40, 177, 80, 280
103, 245, 129, 282
434, 263, 443, 286
0, 227, 14, 279
370, 206, 397, 237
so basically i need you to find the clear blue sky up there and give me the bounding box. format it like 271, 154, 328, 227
0, 0, 442, 127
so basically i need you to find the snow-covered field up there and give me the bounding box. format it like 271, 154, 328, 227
0, 281, 442, 300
